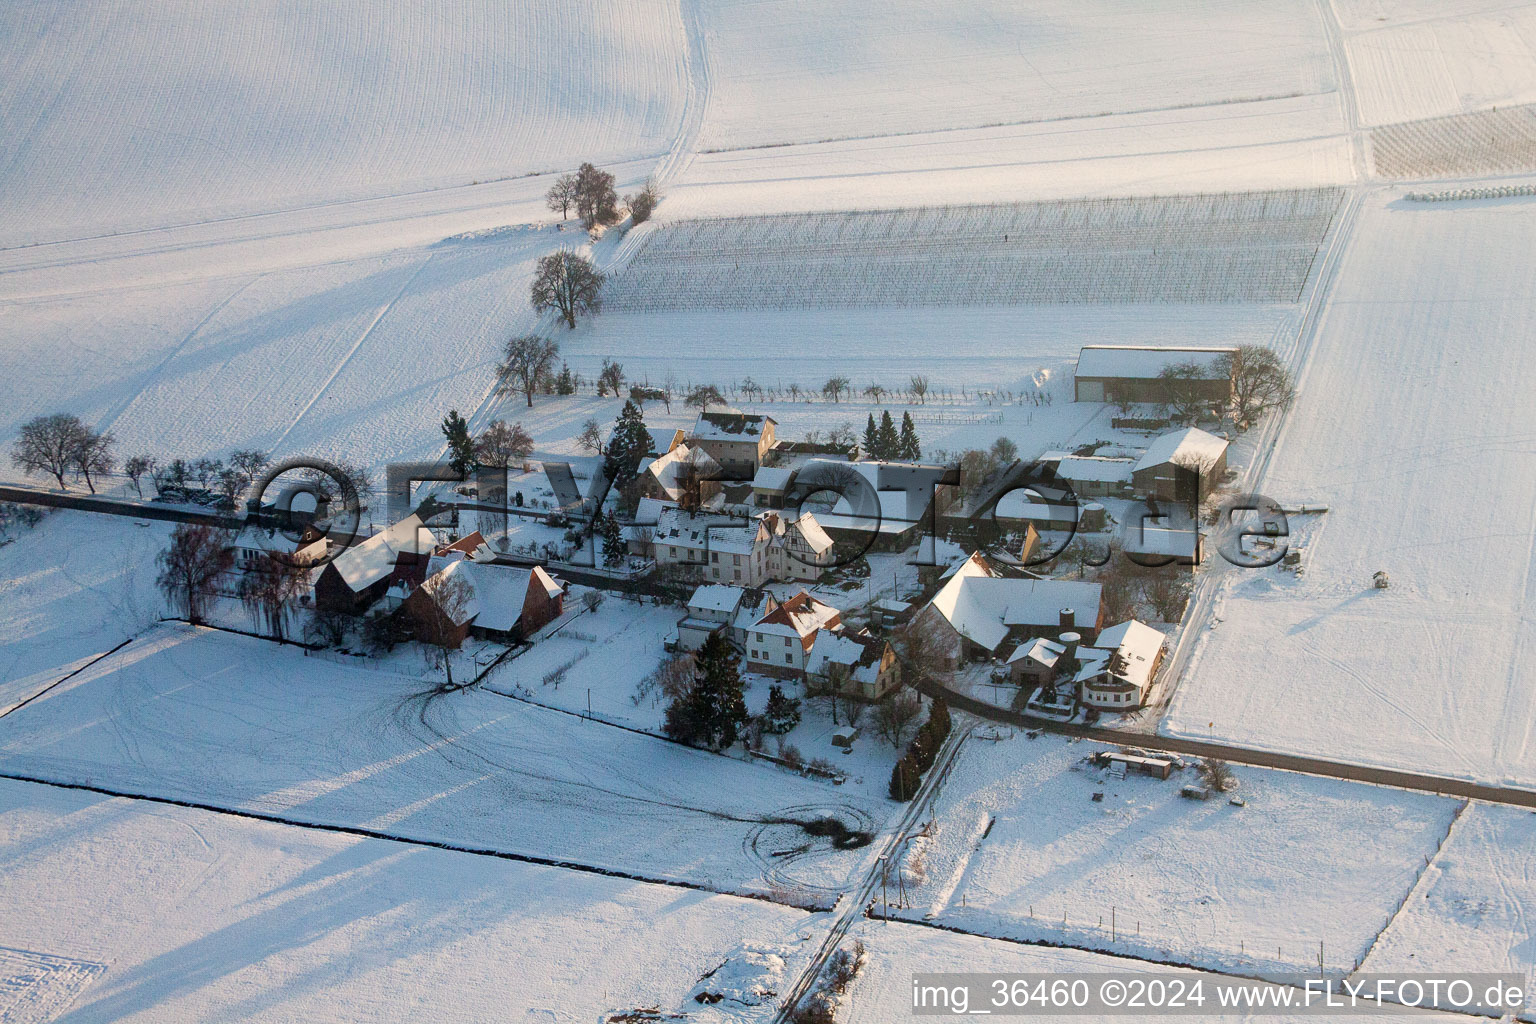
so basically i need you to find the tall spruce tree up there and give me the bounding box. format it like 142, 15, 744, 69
442, 410, 475, 476
898, 411, 921, 460
600, 510, 626, 566
863, 414, 880, 459
877, 410, 899, 460
664, 631, 749, 750
604, 399, 651, 489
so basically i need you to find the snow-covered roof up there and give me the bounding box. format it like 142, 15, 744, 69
633, 496, 668, 526
234, 527, 327, 563
422, 559, 539, 633
654, 506, 765, 556
1120, 524, 1201, 560
330, 514, 432, 592
754, 591, 841, 640
1007, 636, 1067, 667
1080, 619, 1166, 691
691, 408, 775, 442
806, 631, 886, 683
1133, 427, 1228, 474
1055, 455, 1135, 485
1075, 345, 1235, 381
688, 584, 745, 614
928, 565, 1101, 653
647, 427, 684, 457
732, 590, 776, 632
783, 511, 834, 554
646, 443, 722, 500
752, 466, 795, 492
994, 492, 1078, 526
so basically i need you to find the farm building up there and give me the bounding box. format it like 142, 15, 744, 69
1009, 618, 1167, 711
918, 552, 1104, 664
688, 407, 777, 477
404, 557, 564, 649
313, 514, 435, 614
803, 459, 959, 552
1073, 345, 1235, 405
1131, 427, 1229, 506
1049, 454, 1136, 496
1120, 521, 1204, 565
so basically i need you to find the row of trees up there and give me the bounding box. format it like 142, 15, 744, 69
544, 164, 661, 232
889, 694, 952, 801
861, 410, 921, 461
1153, 345, 1295, 428
11, 413, 116, 492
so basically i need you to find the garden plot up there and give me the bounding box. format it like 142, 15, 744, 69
0, 777, 814, 1023
605, 191, 1344, 311
884, 734, 1457, 976
1372, 103, 1536, 178
1164, 192, 1536, 790
1361, 803, 1536, 998
693, 0, 1334, 152
0, 0, 685, 246
0, 625, 884, 899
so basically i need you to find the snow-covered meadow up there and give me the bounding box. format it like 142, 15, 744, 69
884, 734, 1460, 976
0, 777, 814, 1023
0, 624, 885, 900
1166, 191, 1536, 790
0, 0, 686, 246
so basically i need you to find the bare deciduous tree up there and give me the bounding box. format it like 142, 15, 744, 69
624, 178, 661, 224
545, 173, 578, 219
496, 334, 560, 408
909, 375, 930, 405
874, 688, 922, 747
70, 427, 115, 494
1157, 361, 1212, 423
1141, 573, 1191, 622
416, 570, 475, 690
474, 419, 534, 468
575, 417, 605, 455
11, 413, 90, 490
574, 163, 620, 230
125, 455, 156, 498
531, 251, 604, 329
686, 384, 725, 410
156, 524, 234, 624
821, 376, 851, 403
1214, 345, 1295, 429
239, 552, 310, 642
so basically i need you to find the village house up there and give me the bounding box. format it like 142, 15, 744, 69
673, 584, 779, 652
404, 550, 564, 649
639, 443, 722, 504
804, 458, 959, 553
1047, 454, 1136, 497
917, 552, 1104, 665
651, 506, 775, 586
744, 591, 843, 679
313, 514, 435, 614
1131, 426, 1229, 507
764, 510, 836, 582
1010, 618, 1166, 711
805, 629, 900, 700
232, 524, 328, 573
687, 407, 777, 478
1072, 345, 1236, 406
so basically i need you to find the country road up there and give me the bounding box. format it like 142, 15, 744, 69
910, 675, 1536, 810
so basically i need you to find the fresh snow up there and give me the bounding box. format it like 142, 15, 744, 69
1165, 190, 1536, 791
0, 624, 885, 899
0, 777, 813, 1023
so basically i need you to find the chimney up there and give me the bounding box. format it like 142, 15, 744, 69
1059, 607, 1075, 630
1058, 631, 1081, 666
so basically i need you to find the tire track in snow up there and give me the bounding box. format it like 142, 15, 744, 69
265, 253, 435, 456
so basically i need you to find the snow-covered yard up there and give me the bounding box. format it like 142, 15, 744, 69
0, 624, 887, 901
1165, 191, 1536, 790
886, 732, 1460, 976
0, 777, 814, 1023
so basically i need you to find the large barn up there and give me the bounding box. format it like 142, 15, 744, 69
1073, 345, 1236, 405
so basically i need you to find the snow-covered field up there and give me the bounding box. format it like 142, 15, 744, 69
0, 623, 884, 900
0, 0, 686, 246
608, 191, 1344, 309
692, 0, 1335, 152
845, 919, 1475, 1023
1363, 802, 1536, 987
1335, 0, 1536, 127
1166, 191, 1536, 789
886, 734, 1458, 975
0, 777, 813, 1023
